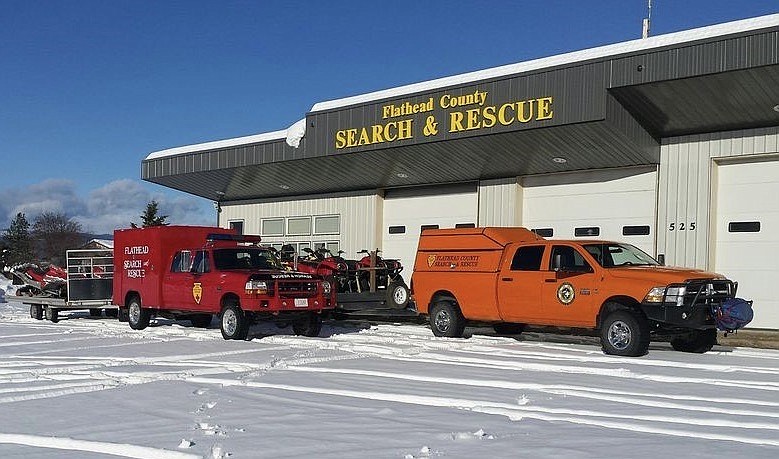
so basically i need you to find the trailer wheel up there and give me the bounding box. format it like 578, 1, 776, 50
45, 307, 59, 323
190, 314, 212, 328
671, 328, 717, 353
89, 308, 102, 318
220, 303, 248, 340
292, 313, 323, 337
128, 297, 150, 330
30, 304, 43, 320
386, 282, 410, 309
600, 309, 649, 357
429, 301, 465, 338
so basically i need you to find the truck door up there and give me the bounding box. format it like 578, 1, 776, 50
497, 244, 546, 323
541, 245, 598, 327
162, 250, 203, 311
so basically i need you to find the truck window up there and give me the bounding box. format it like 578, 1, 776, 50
171, 250, 192, 273
510, 246, 545, 271
550, 246, 591, 271
213, 248, 281, 270
190, 251, 210, 273
583, 243, 658, 267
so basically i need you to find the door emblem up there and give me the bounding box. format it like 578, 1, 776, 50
557, 282, 575, 305
427, 254, 437, 267
192, 283, 203, 304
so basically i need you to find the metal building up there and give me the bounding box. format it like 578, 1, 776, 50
142, 15, 779, 329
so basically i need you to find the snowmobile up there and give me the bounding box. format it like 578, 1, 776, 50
11, 263, 68, 298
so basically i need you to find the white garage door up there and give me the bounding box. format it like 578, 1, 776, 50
714, 159, 779, 330
382, 184, 478, 283
521, 167, 658, 255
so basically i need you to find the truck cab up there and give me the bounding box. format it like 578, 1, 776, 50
412, 227, 738, 356
114, 226, 334, 340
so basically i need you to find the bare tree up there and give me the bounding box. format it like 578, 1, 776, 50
32, 212, 84, 265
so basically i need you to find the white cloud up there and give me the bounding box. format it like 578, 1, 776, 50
1, 179, 214, 235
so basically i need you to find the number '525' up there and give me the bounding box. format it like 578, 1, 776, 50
669, 222, 696, 231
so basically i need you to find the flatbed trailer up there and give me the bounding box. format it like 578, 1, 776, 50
15, 249, 116, 323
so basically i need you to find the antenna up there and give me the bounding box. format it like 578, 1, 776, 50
642, 0, 652, 39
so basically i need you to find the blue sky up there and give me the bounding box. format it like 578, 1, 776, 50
1, 0, 777, 233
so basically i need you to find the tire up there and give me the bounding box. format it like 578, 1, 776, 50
117, 307, 129, 322
45, 307, 59, 323
600, 309, 650, 357
105, 308, 118, 318
429, 301, 465, 338
30, 304, 43, 320
292, 313, 323, 337
127, 296, 150, 330
89, 308, 102, 318
671, 328, 717, 353
190, 314, 213, 328
386, 282, 410, 309
493, 322, 526, 335
220, 303, 248, 340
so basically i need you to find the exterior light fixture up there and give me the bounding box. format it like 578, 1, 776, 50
278, 184, 290, 190
552, 157, 568, 164
396, 173, 409, 178
773, 105, 779, 113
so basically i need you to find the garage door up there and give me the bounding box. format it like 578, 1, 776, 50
521, 167, 658, 255
714, 159, 779, 330
382, 184, 478, 283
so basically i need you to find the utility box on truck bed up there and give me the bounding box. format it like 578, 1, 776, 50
412, 227, 743, 356
114, 226, 334, 340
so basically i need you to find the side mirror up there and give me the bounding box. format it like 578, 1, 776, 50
657, 254, 665, 266
552, 254, 562, 272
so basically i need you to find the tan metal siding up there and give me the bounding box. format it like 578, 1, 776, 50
658, 126, 779, 269
219, 192, 381, 257
478, 178, 520, 226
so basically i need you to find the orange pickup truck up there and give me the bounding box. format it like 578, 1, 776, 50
412, 227, 738, 356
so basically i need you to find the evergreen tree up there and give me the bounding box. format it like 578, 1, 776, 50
3, 212, 34, 266
139, 200, 169, 227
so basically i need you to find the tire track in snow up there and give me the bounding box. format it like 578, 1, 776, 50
185, 375, 779, 448
0, 433, 200, 459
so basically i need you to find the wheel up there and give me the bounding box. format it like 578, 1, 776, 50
117, 307, 129, 322
220, 303, 248, 340
45, 307, 59, 323
127, 296, 150, 330
600, 309, 649, 357
493, 322, 526, 335
429, 301, 465, 338
89, 308, 102, 318
386, 282, 410, 309
671, 328, 717, 353
30, 304, 43, 320
190, 314, 213, 328
292, 313, 323, 337
104, 308, 118, 318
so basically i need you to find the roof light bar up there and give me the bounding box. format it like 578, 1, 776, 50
206, 233, 263, 243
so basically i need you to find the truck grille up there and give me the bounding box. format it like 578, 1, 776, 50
277, 281, 318, 298
680, 279, 735, 307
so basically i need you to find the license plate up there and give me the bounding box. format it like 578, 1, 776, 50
294, 298, 308, 308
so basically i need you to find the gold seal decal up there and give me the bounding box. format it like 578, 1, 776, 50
427, 254, 437, 268
557, 282, 575, 305
192, 283, 203, 304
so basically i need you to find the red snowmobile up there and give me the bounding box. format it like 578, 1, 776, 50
11, 263, 68, 298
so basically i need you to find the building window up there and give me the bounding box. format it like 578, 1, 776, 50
229, 220, 244, 235
261, 218, 284, 236
728, 221, 761, 233
388, 225, 405, 234
575, 227, 600, 237
532, 228, 554, 237
455, 223, 475, 228
287, 217, 312, 236
623, 225, 650, 236
314, 215, 340, 235
420, 224, 439, 232
313, 241, 340, 253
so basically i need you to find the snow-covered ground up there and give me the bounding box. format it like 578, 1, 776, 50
1, 295, 778, 458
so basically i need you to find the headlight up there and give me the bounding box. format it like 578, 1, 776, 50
245, 280, 268, 294
644, 286, 686, 306
321, 280, 332, 295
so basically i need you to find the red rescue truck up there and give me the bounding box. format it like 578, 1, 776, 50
113, 226, 334, 340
